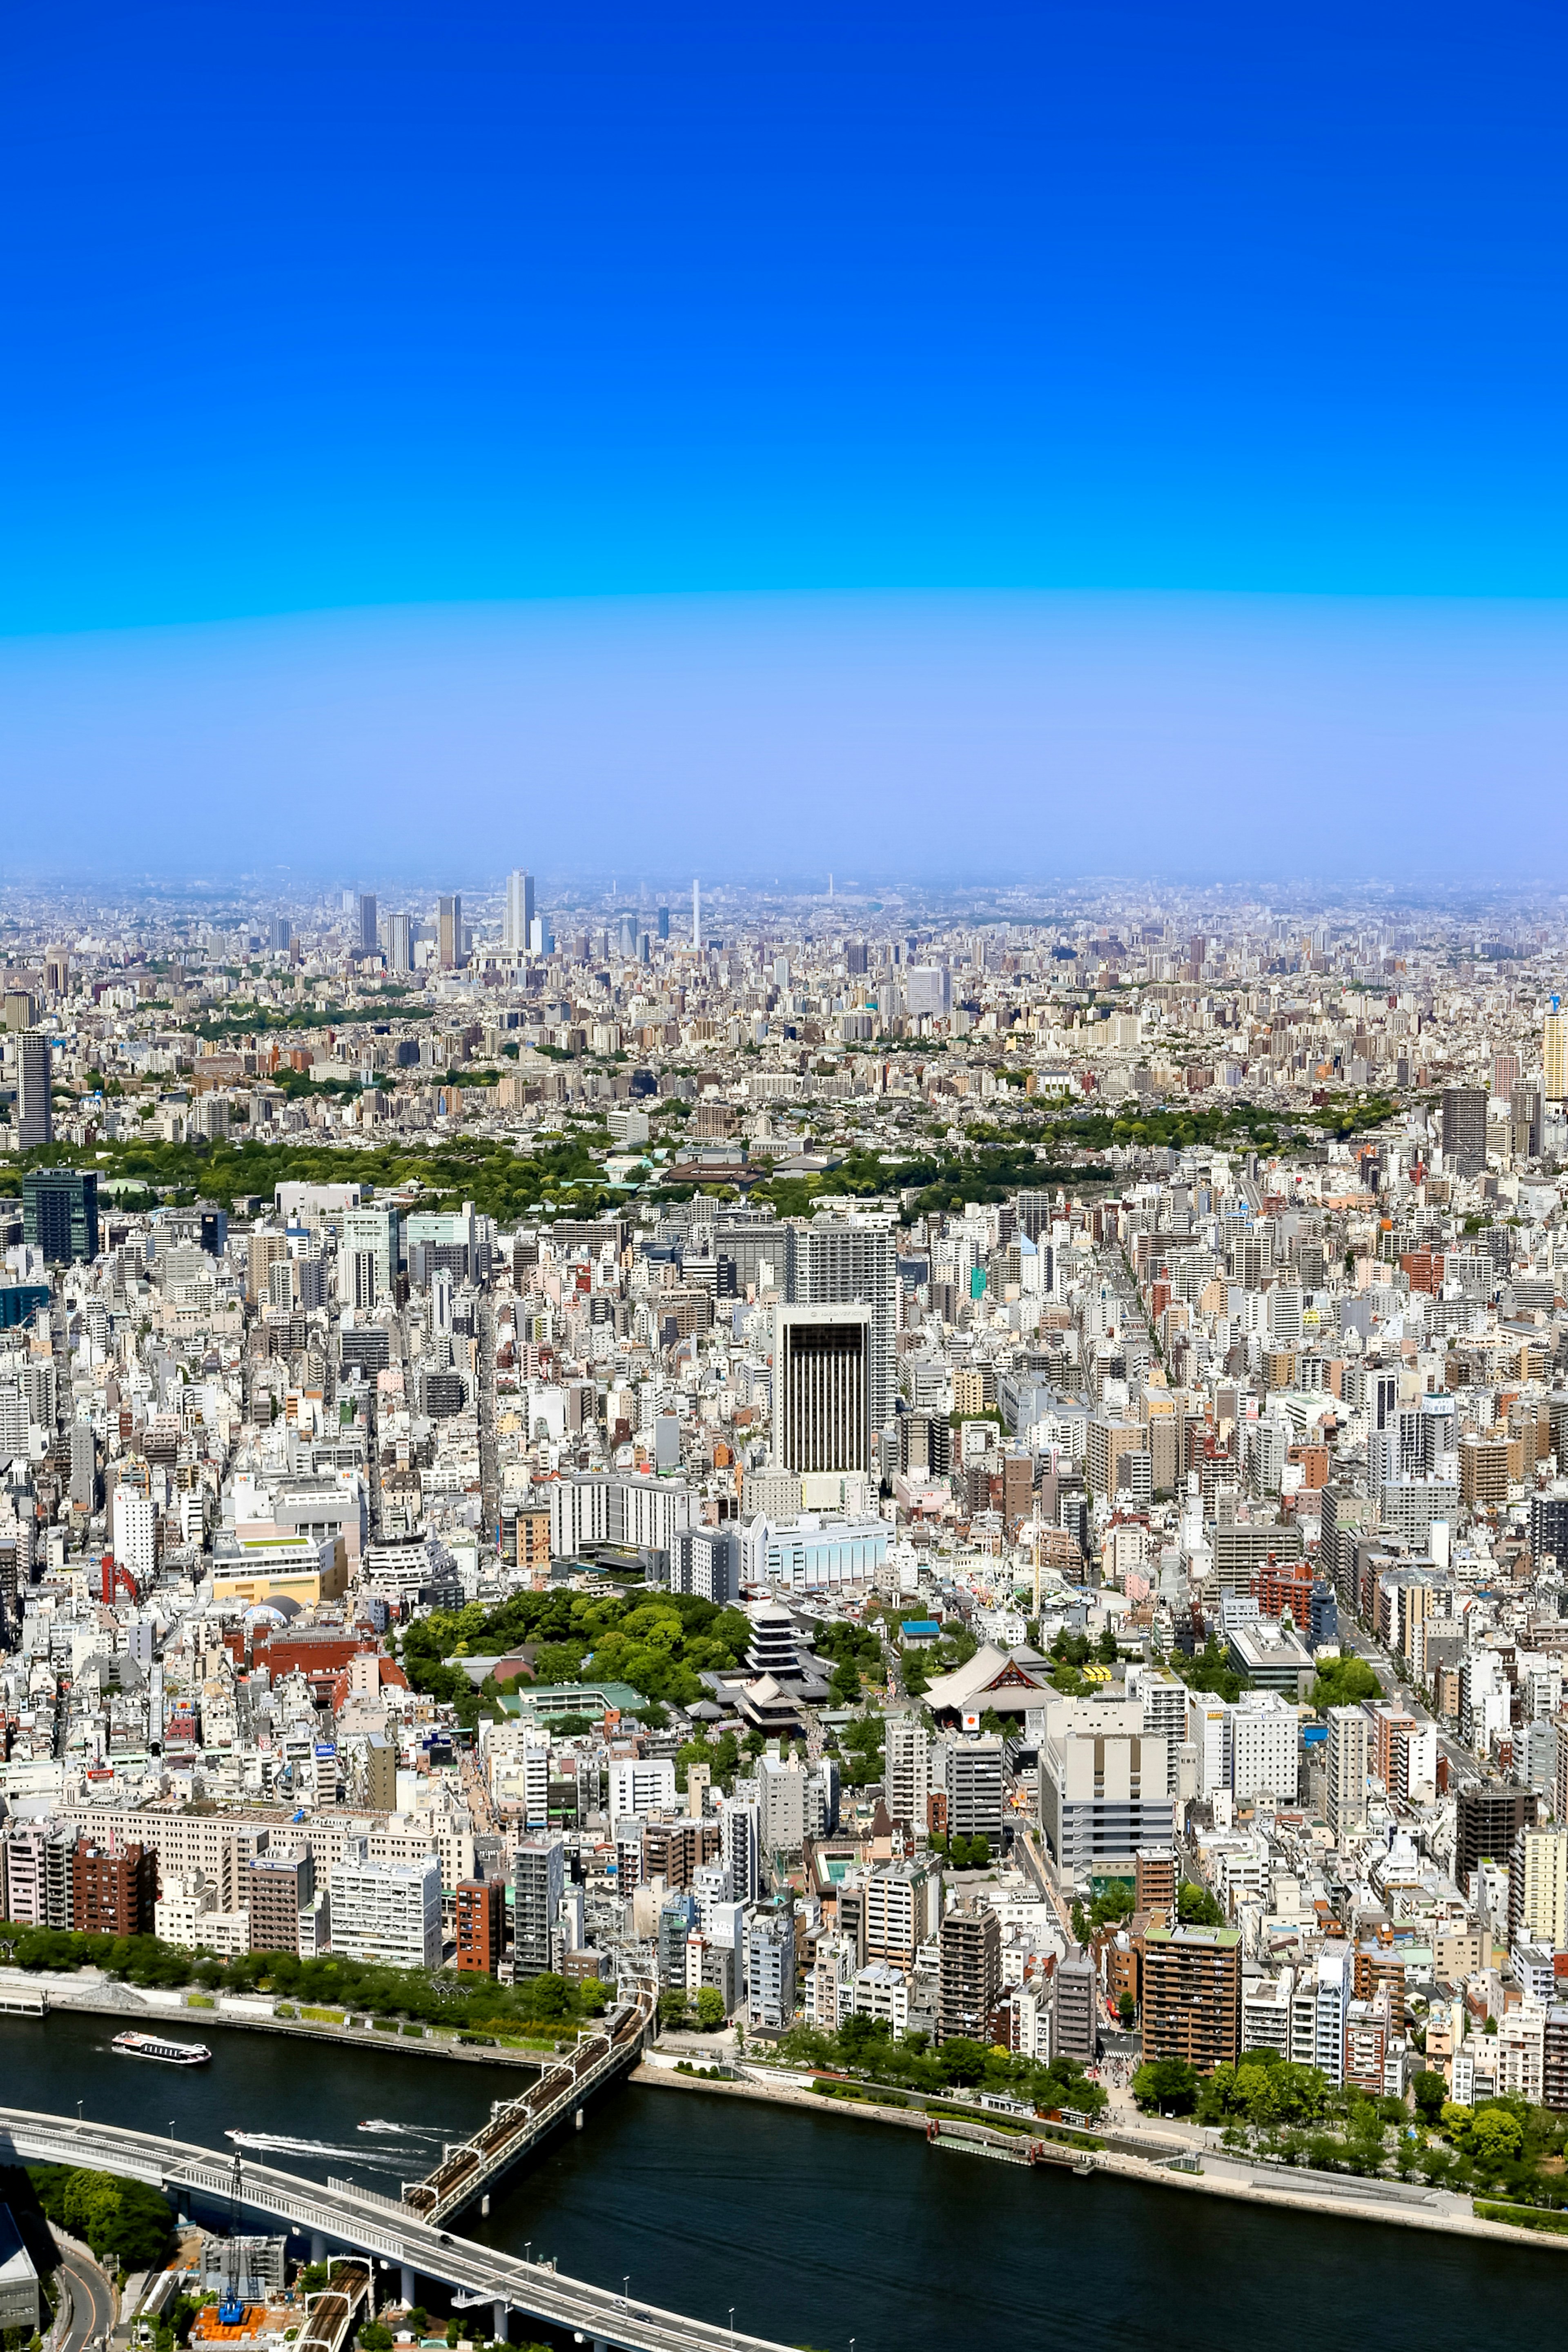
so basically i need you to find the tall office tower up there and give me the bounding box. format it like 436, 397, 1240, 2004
503, 870, 535, 954
1546, 1002, 1567, 1104
269, 916, 292, 953
357, 893, 378, 952
1440, 1085, 1488, 1178
773, 1303, 871, 1473
1512, 1085, 1543, 1158
787, 1205, 898, 1438
16, 1031, 51, 1151
657, 905, 670, 940
438, 893, 462, 969
846, 940, 869, 975
1325, 1705, 1369, 1841
386, 912, 412, 973
692, 878, 701, 951
23, 1168, 96, 1265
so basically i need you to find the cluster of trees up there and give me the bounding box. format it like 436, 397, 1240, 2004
1137, 2050, 1568, 2200
778, 2013, 1107, 2116
657, 1987, 728, 2032
0, 1923, 608, 2029
1073, 1878, 1221, 1945
812, 1618, 886, 1706
19, 1132, 629, 1225
1165, 1639, 1249, 1704
931, 1833, 994, 1869
834, 1713, 886, 1789
1310, 1652, 1382, 1710
400, 1588, 753, 1713
27, 2163, 174, 2271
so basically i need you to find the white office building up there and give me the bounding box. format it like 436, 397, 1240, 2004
328, 1848, 441, 1969
608, 1757, 678, 1820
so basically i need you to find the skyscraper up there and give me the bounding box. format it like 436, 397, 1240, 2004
503, 870, 535, 954
438, 893, 462, 969
16, 1031, 51, 1152
24, 1168, 97, 1265
1441, 1085, 1488, 1178
357, 893, 378, 952
386, 912, 412, 973
773, 1304, 872, 1474
269, 916, 292, 953
787, 1205, 898, 1438
692, 878, 701, 951
1546, 1002, 1567, 1105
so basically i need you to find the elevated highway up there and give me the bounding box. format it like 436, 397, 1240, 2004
0, 2092, 793, 2352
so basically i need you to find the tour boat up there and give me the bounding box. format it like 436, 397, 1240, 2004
111, 2030, 212, 2066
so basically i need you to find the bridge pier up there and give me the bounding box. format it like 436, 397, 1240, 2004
312, 2235, 328, 2265
492, 2301, 508, 2342
401, 2267, 417, 2311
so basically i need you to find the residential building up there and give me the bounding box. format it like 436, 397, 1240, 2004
455, 1878, 505, 1976
1140, 1923, 1242, 2074
513, 1835, 566, 1980
938, 1901, 1001, 2043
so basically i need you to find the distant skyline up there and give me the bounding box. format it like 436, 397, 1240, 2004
3, 2, 1567, 867
5, 592, 1568, 884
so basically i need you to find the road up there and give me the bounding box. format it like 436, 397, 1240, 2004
56, 2241, 115, 2352
0, 2087, 796, 2352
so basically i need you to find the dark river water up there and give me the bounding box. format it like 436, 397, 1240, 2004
2, 2010, 1564, 2352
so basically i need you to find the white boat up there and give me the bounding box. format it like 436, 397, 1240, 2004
111, 2030, 212, 2066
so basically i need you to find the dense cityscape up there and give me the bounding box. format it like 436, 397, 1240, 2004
2, 873, 1568, 2343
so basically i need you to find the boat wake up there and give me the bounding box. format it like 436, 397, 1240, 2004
356, 2119, 446, 2139
224, 2130, 404, 2167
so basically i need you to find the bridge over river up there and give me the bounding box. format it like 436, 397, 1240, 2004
0, 1975, 791, 2352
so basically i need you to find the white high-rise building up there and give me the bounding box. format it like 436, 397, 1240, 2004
692, 878, 702, 951
886, 1715, 932, 1828
503, 870, 535, 955
609, 1757, 677, 1819
341, 1206, 400, 1306
1227, 1692, 1299, 1802
112, 1487, 158, 1581
329, 1848, 441, 1969
1325, 1705, 1369, 1841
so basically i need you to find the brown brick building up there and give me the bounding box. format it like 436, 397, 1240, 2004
1140, 1924, 1242, 2072
71, 1841, 155, 1936
455, 1879, 505, 1976
245, 1847, 315, 1956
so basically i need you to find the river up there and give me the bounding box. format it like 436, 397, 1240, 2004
2, 2011, 1562, 2350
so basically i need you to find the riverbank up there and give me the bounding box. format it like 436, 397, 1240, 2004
0, 1968, 554, 2071
634, 2063, 1568, 2254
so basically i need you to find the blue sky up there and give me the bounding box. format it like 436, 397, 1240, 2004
4, 0, 1567, 872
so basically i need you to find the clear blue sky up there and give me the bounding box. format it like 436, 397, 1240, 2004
4, 0, 1568, 873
